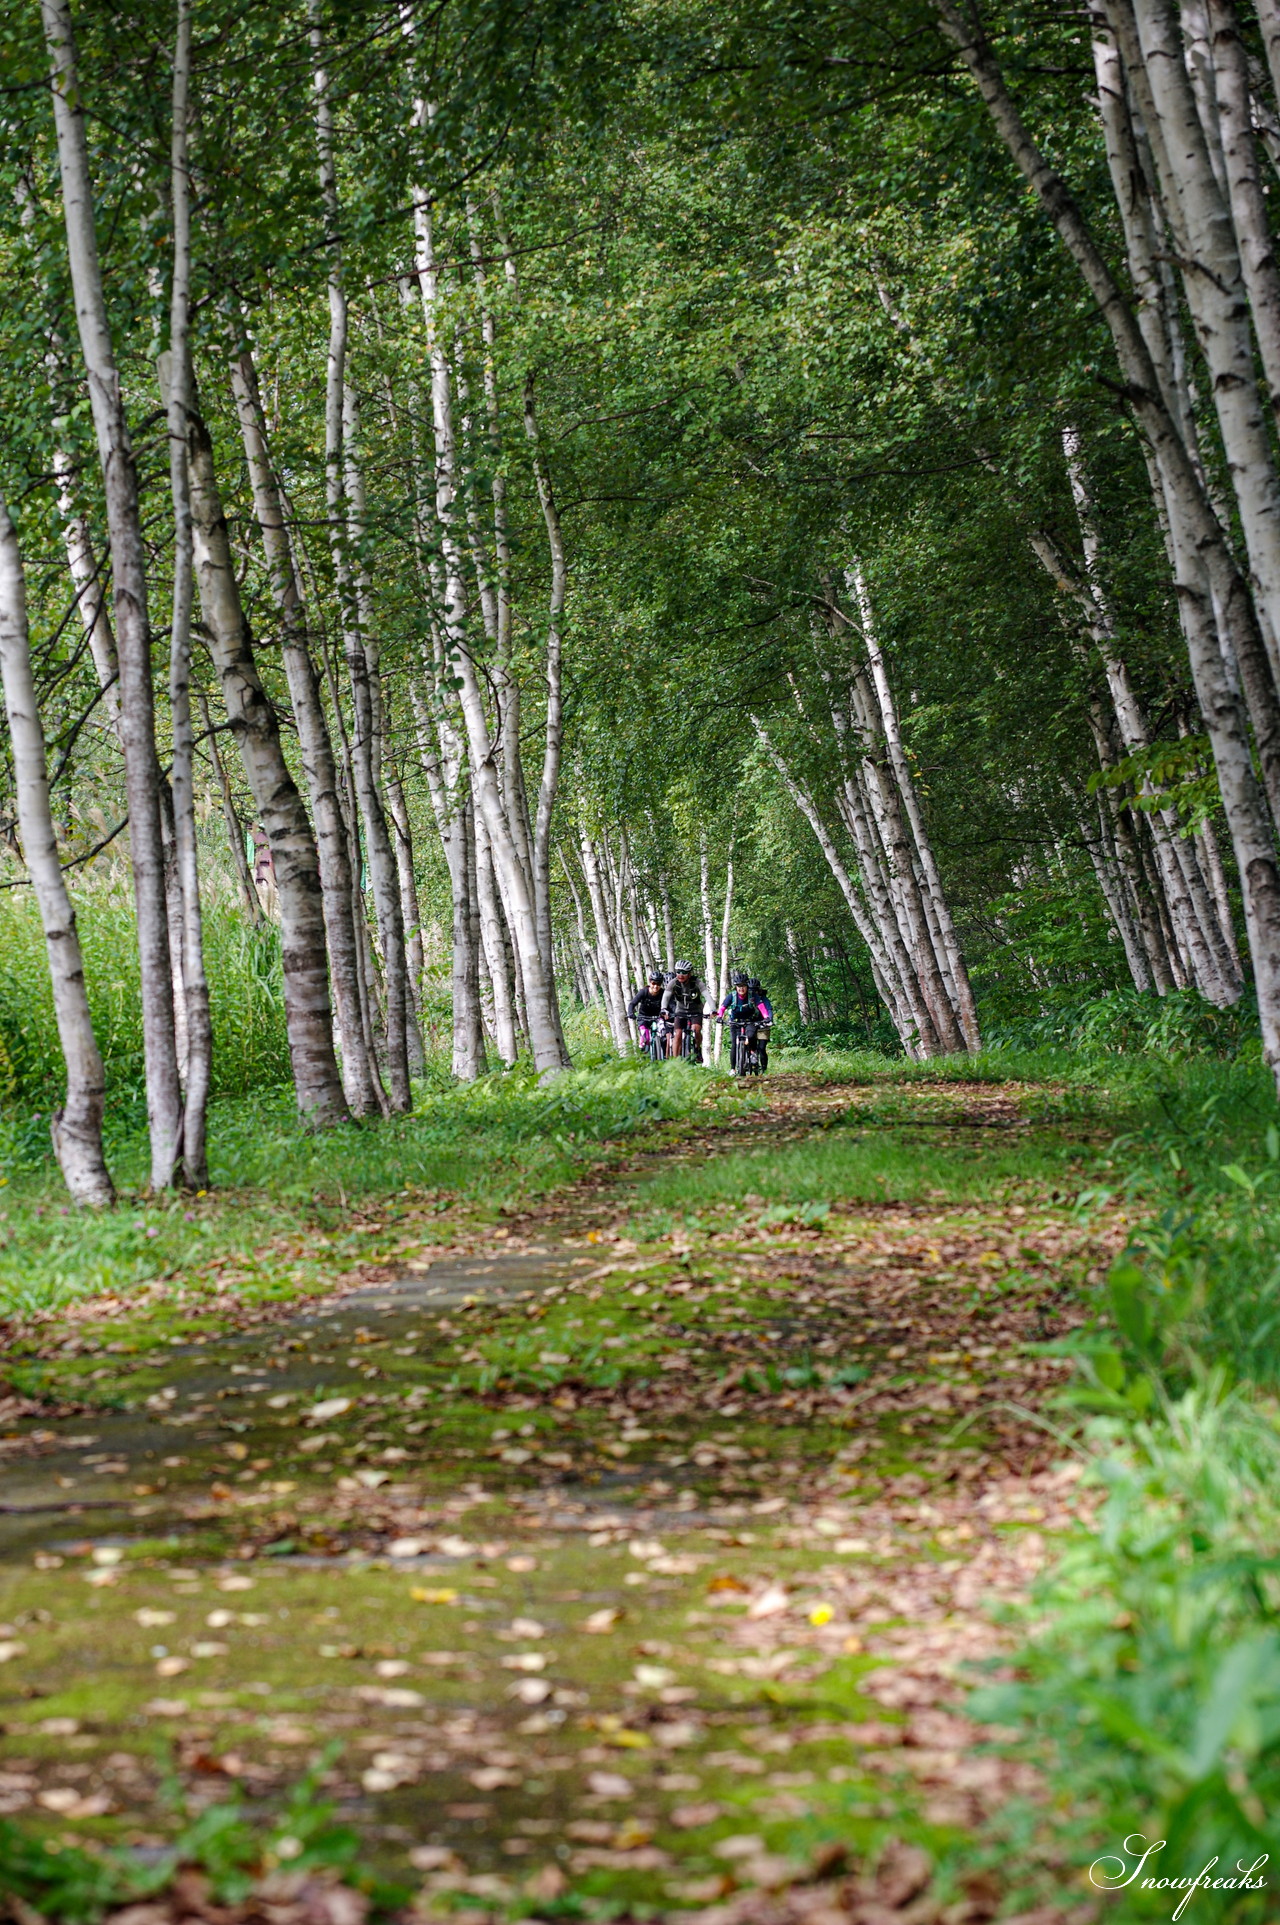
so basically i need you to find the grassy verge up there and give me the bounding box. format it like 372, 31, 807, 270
0, 1058, 724, 1330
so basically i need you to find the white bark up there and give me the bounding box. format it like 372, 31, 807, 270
476, 811, 518, 1068
42, 0, 182, 1188
786, 927, 813, 1024
850, 565, 980, 1049
699, 835, 717, 994
162, 0, 210, 1188
229, 343, 382, 1115
411, 186, 566, 1073
0, 492, 113, 1206
308, 10, 410, 1110
186, 404, 349, 1124
579, 833, 631, 1054
935, 0, 1280, 1084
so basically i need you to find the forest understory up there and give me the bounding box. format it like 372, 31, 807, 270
0, 1054, 1260, 1925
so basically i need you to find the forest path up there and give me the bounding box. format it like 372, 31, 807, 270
0, 1070, 1120, 1923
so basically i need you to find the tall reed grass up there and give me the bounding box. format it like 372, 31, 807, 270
0, 881, 290, 1122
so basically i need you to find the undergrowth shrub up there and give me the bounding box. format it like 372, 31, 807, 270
983, 1071, 1280, 1916
986, 986, 1258, 1059
975, 1383, 1280, 1918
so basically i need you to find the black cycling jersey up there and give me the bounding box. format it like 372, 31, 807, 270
627, 987, 664, 1024
661, 976, 705, 1019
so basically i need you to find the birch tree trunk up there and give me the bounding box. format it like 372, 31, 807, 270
198, 689, 260, 923
1205, 0, 1280, 424
411, 189, 567, 1074
0, 491, 114, 1206
1120, 0, 1280, 685
307, 14, 411, 1111
51, 449, 120, 734
580, 834, 631, 1054
476, 811, 518, 1068
228, 344, 382, 1115
715, 843, 736, 1063
524, 368, 569, 1050
161, 0, 210, 1187
851, 568, 980, 1049
786, 928, 813, 1024
385, 762, 426, 1072
185, 405, 349, 1125
42, 0, 182, 1189
699, 835, 717, 994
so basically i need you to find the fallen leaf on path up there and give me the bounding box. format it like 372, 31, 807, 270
308, 1397, 353, 1423
671, 1802, 724, 1828
715, 1834, 767, 1860
506, 1678, 552, 1703
586, 1771, 633, 1798
747, 1584, 789, 1619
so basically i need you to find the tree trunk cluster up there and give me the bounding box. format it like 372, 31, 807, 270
5, 2, 579, 1205
754, 569, 980, 1059
936, 0, 1280, 1085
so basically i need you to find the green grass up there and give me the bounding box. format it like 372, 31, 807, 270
0, 881, 292, 1118
0, 1058, 718, 1320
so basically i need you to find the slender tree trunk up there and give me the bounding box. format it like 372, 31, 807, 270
42, 0, 182, 1187
412, 187, 567, 1074
786, 927, 813, 1024
580, 834, 631, 1054
476, 810, 518, 1068
385, 763, 426, 1072
699, 835, 717, 993
715, 842, 736, 1062
229, 344, 381, 1116
1120, 0, 1280, 685
1059, 433, 1242, 1002
1206, 0, 1280, 425
307, 16, 410, 1111
198, 689, 259, 922
0, 491, 114, 1206
185, 404, 348, 1125
161, 0, 210, 1187
851, 566, 980, 1049
51, 449, 121, 734
755, 718, 928, 1053
524, 368, 569, 1044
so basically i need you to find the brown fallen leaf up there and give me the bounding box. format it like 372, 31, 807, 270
670, 1802, 724, 1829
586, 1770, 633, 1798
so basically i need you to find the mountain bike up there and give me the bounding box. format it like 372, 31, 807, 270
727, 1017, 769, 1076
667, 1015, 703, 1062
638, 1020, 665, 1064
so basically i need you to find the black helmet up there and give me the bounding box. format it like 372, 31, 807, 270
674, 959, 692, 975
647, 965, 663, 984
732, 970, 749, 987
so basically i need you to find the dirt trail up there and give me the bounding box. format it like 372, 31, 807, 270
0, 1075, 1116, 1924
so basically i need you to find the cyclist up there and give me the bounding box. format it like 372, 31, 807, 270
717, 971, 773, 1071
661, 960, 706, 1061
627, 968, 666, 1056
